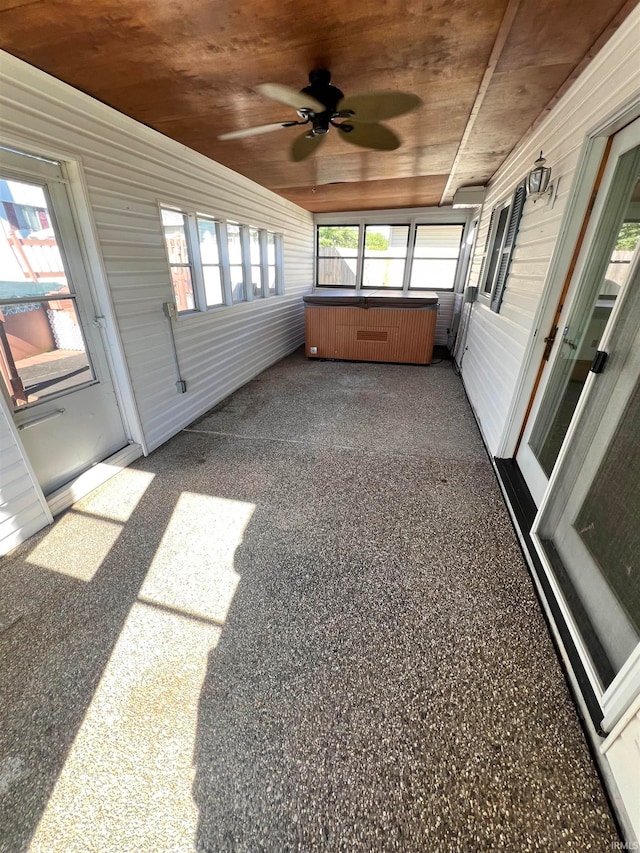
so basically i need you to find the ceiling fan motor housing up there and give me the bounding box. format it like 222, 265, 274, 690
301, 69, 344, 134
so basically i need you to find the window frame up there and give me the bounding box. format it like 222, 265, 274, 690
360, 224, 410, 290
316, 224, 361, 288
161, 207, 199, 315
408, 223, 466, 292
159, 203, 285, 316
194, 215, 225, 309
314, 211, 473, 293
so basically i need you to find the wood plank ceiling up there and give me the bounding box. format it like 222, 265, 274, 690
0, 0, 637, 212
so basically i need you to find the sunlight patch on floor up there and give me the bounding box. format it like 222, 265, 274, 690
138, 492, 253, 624
26, 511, 123, 581
24, 469, 156, 582
73, 468, 156, 523
27, 492, 254, 852
28, 602, 220, 853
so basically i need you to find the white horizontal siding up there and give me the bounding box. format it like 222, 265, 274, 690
435, 292, 455, 346
0, 409, 51, 557
0, 50, 313, 550
461, 7, 640, 455
603, 708, 640, 838
0, 51, 314, 460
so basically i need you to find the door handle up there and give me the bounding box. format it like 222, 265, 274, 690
17, 408, 65, 430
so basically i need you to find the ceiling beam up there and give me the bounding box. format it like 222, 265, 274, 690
439, 0, 522, 205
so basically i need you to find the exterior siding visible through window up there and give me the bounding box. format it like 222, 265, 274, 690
409, 225, 464, 290
196, 216, 223, 307
249, 227, 262, 297
226, 223, 245, 303
267, 232, 277, 295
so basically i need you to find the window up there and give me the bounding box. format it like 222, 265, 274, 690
479, 181, 526, 312
315, 218, 469, 292
0, 177, 95, 408
267, 232, 277, 295
162, 209, 196, 313
226, 223, 245, 303
196, 217, 223, 307
362, 225, 409, 289
160, 207, 283, 313
249, 227, 262, 297
317, 225, 359, 287
410, 225, 464, 290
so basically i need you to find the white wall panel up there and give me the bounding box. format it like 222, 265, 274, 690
0, 50, 313, 551
461, 6, 640, 455
0, 407, 51, 556
435, 292, 455, 346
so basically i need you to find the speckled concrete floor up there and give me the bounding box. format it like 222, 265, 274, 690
0, 350, 617, 852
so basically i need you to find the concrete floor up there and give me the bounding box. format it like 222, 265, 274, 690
0, 349, 617, 851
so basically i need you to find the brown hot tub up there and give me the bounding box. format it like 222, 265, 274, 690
303, 289, 439, 365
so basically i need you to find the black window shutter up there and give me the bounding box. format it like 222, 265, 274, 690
490, 181, 526, 313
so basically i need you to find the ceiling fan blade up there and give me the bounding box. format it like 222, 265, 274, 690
337, 92, 422, 123
219, 121, 298, 141
290, 131, 326, 162
338, 122, 401, 151
257, 83, 325, 114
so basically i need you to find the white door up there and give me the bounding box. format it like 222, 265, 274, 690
0, 148, 128, 496
516, 118, 640, 505
532, 234, 640, 731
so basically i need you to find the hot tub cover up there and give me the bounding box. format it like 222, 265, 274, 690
304, 289, 438, 308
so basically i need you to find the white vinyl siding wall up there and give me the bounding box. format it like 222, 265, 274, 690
460, 7, 640, 455
0, 407, 51, 555
0, 51, 313, 554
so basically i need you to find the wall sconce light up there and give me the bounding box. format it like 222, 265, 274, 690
526, 151, 553, 201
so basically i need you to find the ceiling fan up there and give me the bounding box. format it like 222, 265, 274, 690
218, 69, 422, 162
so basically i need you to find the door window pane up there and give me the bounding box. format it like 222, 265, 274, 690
574, 379, 640, 642
0, 178, 70, 297
0, 177, 94, 407
0, 298, 93, 407
531, 176, 640, 477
